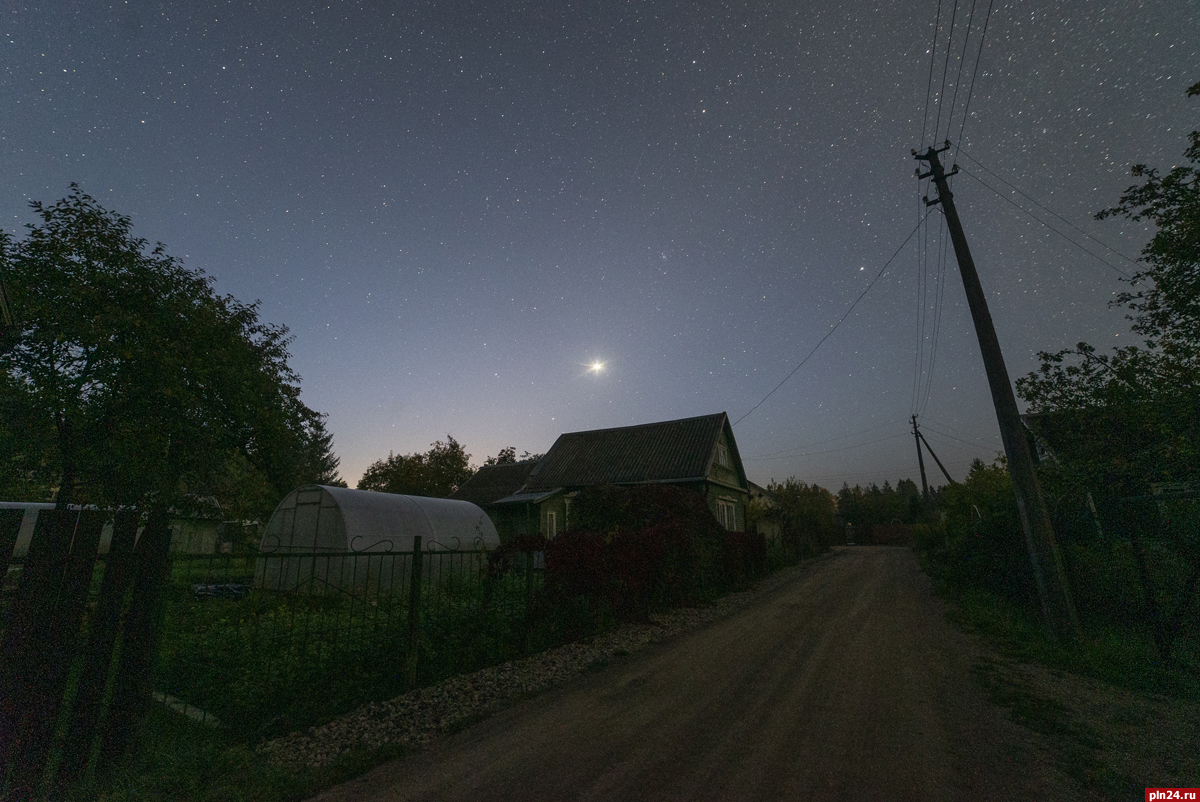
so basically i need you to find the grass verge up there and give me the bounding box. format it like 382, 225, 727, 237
938, 579, 1200, 800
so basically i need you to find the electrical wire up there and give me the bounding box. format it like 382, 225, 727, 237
921, 416, 1000, 442
742, 432, 910, 462
747, 417, 911, 460
920, 0, 946, 148
954, 0, 995, 158
911, 195, 928, 415
933, 0, 961, 142
919, 216, 949, 416
733, 212, 930, 427
918, 421, 999, 451
957, 167, 1133, 279
943, 0, 979, 143
919, 428, 998, 455
957, 148, 1140, 268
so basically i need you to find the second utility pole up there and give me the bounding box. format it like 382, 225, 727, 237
914, 142, 1080, 645
911, 415, 930, 499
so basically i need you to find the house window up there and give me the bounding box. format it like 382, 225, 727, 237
717, 500, 737, 531
546, 511, 557, 538
716, 443, 729, 468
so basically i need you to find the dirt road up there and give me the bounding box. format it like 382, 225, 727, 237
310, 547, 1075, 802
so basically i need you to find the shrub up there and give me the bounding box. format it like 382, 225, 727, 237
542, 485, 765, 620
930, 458, 1038, 609
568, 483, 728, 536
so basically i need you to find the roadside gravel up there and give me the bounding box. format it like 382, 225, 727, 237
258, 561, 809, 770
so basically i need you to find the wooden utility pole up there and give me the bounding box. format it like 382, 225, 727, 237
914, 142, 1080, 645
911, 415, 931, 499
915, 424, 956, 486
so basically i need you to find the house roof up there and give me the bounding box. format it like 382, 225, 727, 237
523, 412, 743, 491
448, 460, 539, 506
747, 481, 774, 502
491, 489, 562, 505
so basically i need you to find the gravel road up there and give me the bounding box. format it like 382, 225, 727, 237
308, 546, 1077, 802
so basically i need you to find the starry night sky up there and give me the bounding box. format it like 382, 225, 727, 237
2, 0, 1195, 490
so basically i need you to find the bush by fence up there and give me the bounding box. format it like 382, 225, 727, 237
526, 484, 767, 622
916, 458, 1200, 690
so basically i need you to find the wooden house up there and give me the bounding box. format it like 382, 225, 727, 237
453, 413, 750, 539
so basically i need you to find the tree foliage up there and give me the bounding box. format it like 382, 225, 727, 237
1017, 83, 1200, 489
835, 478, 926, 527
760, 479, 839, 552
483, 446, 544, 466
0, 186, 341, 515
928, 458, 1036, 605
357, 435, 472, 497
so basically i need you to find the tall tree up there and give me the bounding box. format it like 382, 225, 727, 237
358, 435, 472, 497
1017, 83, 1200, 488
0, 185, 341, 512
0, 186, 342, 778
767, 478, 838, 551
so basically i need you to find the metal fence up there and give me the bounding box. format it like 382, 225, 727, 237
157, 537, 544, 740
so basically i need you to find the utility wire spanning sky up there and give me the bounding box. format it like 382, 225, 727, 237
2, 0, 1195, 489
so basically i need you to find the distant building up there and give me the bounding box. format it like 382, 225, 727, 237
451, 412, 750, 539
746, 481, 782, 543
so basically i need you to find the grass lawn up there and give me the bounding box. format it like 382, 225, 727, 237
945, 585, 1200, 800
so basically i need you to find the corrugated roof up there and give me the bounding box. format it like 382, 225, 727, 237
491, 490, 562, 505
448, 460, 539, 506
524, 413, 730, 491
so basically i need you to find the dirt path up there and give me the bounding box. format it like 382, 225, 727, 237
309, 547, 1076, 802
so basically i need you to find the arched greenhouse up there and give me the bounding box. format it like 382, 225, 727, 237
257, 485, 499, 593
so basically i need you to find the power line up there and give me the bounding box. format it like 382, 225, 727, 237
742, 432, 910, 462
918, 215, 949, 416
911, 196, 928, 415
933, 0, 961, 141
919, 428, 999, 455
746, 417, 910, 460
920, 0, 945, 148
954, 0, 995, 157
921, 416, 1001, 442
733, 213, 930, 427
957, 167, 1133, 279
957, 148, 1140, 267
944, 0, 979, 143
766, 468, 940, 485
918, 420, 999, 451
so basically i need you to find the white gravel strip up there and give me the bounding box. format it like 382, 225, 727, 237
258, 564, 806, 770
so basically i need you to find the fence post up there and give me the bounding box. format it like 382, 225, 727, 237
7, 510, 106, 798
523, 551, 535, 654
95, 506, 173, 782
0, 509, 78, 786
406, 536, 423, 688
57, 509, 140, 791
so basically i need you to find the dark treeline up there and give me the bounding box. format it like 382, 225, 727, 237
835, 479, 930, 527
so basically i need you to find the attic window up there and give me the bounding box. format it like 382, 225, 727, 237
716, 443, 729, 468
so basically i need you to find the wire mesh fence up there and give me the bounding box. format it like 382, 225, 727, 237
156, 543, 543, 741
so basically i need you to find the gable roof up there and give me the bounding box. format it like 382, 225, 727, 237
524, 412, 744, 492
448, 460, 539, 506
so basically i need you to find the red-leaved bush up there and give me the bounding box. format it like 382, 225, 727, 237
537, 485, 767, 620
